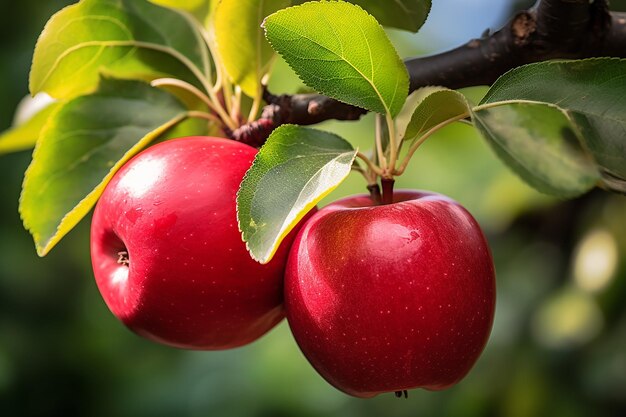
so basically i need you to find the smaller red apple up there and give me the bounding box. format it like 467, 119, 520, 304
90, 136, 298, 350
285, 190, 496, 397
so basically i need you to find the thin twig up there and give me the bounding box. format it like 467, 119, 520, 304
187, 110, 222, 124
151, 78, 215, 112
357, 151, 385, 177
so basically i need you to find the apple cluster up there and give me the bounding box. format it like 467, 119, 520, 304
90, 136, 496, 398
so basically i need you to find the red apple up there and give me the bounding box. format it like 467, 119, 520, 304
285, 191, 495, 397
90, 136, 296, 349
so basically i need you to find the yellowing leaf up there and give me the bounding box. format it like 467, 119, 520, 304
215, 0, 290, 98
237, 125, 357, 263
20, 77, 188, 256
0, 102, 60, 155
30, 0, 211, 99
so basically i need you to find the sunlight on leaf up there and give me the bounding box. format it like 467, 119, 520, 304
215, 0, 290, 98
264, 1, 408, 117
150, 0, 217, 27
0, 102, 60, 155
30, 0, 211, 99
237, 125, 357, 263
20, 77, 188, 256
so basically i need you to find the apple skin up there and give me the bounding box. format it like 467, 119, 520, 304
285, 191, 495, 397
90, 136, 297, 350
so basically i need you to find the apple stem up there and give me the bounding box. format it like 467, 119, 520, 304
367, 183, 382, 204
381, 178, 395, 205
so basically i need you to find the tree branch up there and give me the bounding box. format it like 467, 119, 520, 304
230, 0, 625, 145
602, 12, 626, 56
406, 0, 618, 90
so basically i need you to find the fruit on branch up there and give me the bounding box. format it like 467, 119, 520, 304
90, 137, 297, 349
285, 191, 495, 397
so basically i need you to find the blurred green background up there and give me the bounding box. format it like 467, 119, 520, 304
1, 1, 625, 416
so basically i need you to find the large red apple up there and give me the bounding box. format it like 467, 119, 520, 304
285, 191, 495, 397
90, 136, 295, 349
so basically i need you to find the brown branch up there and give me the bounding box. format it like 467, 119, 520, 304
262, 90, 367, 125
230, 0, 625, 145
406, 0, 618, 90
229, 91, 366, 144
602, 11, 626, 56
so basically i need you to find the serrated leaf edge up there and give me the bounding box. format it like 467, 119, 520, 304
262, 1, 408, 117
236, 124, 357, 264
253, 151, 356, 264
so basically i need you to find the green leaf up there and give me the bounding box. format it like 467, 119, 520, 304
237, 125, 357, 263
403, 87, 470, 142
264, 1, 409, 117
345, 0, 430, 33
292, 0, 431, 32
377, 88, 469, 167
215, 0, 290, 98
150, 0, 206, 10
481, 58, 626, 192
378, 88, 443, 162
0, 103, 60, 155
20, 77, 188, 256
30, 0, 211, 99
150, 0, 217, 28
395, 87, 444, 138
473, 102, 599, 197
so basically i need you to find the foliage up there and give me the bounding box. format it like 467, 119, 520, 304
20, 77, 188, 255
480, 59, 626, 194
237, 125, 356, 263
264, 1, 409, 117
0, 1, 624, 267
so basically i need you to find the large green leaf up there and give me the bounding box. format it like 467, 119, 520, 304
264, 1, 409, 117
215, 0, 290, 98
30, 0, 211, 99
237, 125, 357, 263
481, 58, 626, 191
473, 103, 599, 197
293, 0, 431, 32
0, 103, 60, 155
20, 77, 188, 256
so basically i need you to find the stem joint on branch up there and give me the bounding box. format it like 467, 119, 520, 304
233, 0, 624, 145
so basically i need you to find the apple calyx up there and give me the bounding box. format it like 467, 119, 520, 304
116, 250, 130, 266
